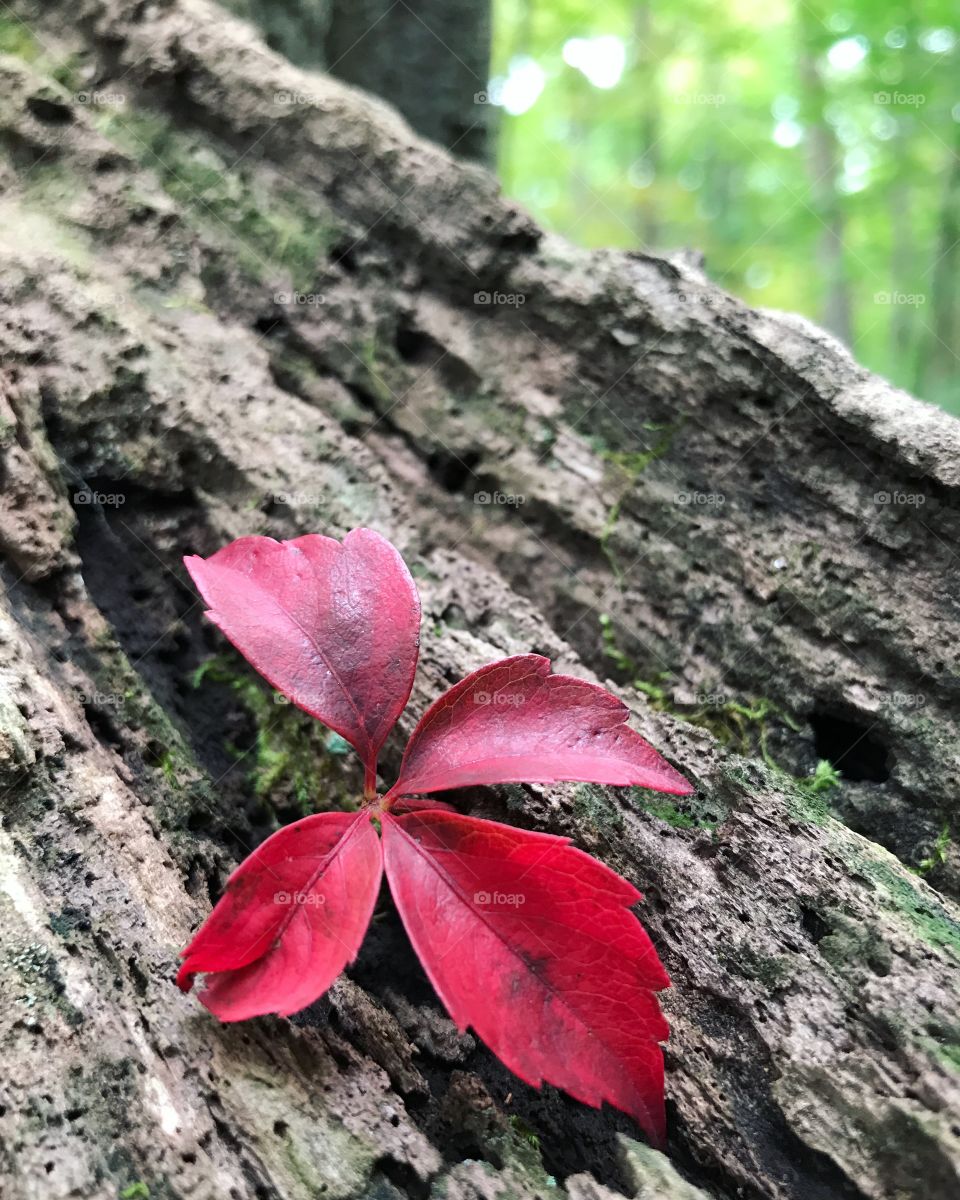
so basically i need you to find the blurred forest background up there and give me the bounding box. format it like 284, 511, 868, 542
228, 0, 958, 412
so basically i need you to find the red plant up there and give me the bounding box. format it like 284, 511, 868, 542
177, 528, 693, 1146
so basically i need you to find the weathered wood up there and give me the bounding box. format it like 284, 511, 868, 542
1, 4, 958, 1199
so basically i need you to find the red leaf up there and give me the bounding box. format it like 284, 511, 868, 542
389, 655, 692, 799
389, 796, 458, 814
184, 529, 420, 776
177, 811, 382, 1021
381, 809, 670, 1147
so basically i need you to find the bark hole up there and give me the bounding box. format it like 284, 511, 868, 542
809, 710, 892, 783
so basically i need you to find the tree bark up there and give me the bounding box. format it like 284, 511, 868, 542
1, 4, 959, 1200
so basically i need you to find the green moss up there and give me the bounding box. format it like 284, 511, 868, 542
572, 783, 625, 837
719, 941, 793, 991
192, 654, 356, 813
597, 426, 677, 583
787, 760, 842, 825
497, 1115, 555, 1186
927, 1040, 960, 1073
86, 637, 218, 827
638, 798, 695, 829
919, 1021, 960, 1074
6, 939, 84, 1027
49, 54, 86, 92
66, 1058, 138, 1140
160, 294, 213, 315
595, 616, 846, 831
817, 912, 893, 977
0, 16, 41, 60
0, 191, 94, 269
409, 561, 440, 581
95, 110, 335, 288
633, 788, 723, 831
355, 336, 395, 405
120, 1185, 150, 1200
596, 616, 805, 770
853, 851, 960, 962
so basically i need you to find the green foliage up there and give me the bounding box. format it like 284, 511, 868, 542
508, 1114, 541, 1149
120, 1186, 150, 1200
914, 822, 952, 877
798, 758, 843, 796
492, 0, 960, 412
598, 612, 632, 672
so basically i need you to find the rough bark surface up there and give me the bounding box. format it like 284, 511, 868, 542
0, 3, 959, 1200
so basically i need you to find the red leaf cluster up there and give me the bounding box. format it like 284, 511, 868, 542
177, 528, 693, 1146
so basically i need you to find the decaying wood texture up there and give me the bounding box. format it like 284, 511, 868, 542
0, 3, 958, 1199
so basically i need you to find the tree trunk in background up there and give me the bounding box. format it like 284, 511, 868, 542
221, 0, 331, 66
797, 8, 852, 347
1, 4, 960, 1200
920, 121, 960, 407
888, 173, 915, 367
325, 0, 492, 162
631, 3, 661, 248
222, 0, 493, 162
